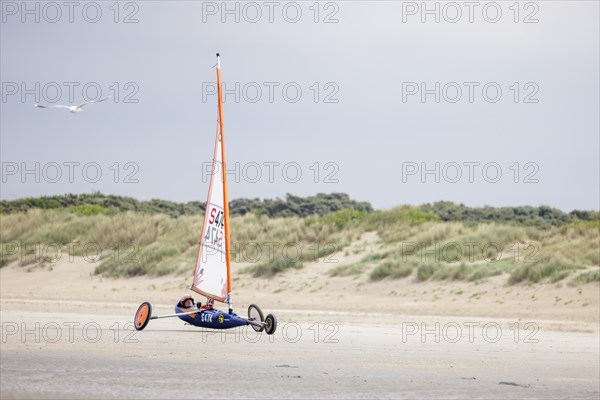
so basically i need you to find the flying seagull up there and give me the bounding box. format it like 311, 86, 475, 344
35, 97, 110, 113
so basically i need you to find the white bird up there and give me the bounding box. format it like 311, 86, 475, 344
35, 97, 110, 113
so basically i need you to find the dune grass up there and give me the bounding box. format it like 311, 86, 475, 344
1, 209, 357, 277
328, 263, 366, 277
1, 206, 598, 285
370, 258, 415, 281
333, 209, 598, 285
569, 269, 600, 285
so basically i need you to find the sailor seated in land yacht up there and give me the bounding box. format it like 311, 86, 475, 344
177, 294, 214, 310
178, 294, 195, 309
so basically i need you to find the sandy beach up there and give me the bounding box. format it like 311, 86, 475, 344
1, 254, 599, 399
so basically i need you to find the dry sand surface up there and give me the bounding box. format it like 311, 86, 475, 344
1, 249, 599, 399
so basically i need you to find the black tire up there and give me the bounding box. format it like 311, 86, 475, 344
134, 302, 152, 331
248, 304, 264, 332
265, 313, 277, 335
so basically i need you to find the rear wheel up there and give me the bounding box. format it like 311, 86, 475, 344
134, 302, 152, 331
248, 304, 264, 332
265, 314, 277, 335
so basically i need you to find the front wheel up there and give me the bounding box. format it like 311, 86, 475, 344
265, 314, 277, 335
134, 302, 152, 331
248, 304, 264, 332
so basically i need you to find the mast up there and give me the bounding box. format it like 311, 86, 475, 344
216, 53, 233, 313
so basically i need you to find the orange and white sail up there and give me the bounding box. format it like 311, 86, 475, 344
191, 54, 232, 305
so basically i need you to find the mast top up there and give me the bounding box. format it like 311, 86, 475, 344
216, 53, 220, 68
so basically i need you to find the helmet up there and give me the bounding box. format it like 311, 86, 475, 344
179, 294, 194, 306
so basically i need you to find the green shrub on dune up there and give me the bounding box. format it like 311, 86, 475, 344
70, 204, 111, 216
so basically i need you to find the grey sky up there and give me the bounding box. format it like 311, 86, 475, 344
1, 1, 598, 211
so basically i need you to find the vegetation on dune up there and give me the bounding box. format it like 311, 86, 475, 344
241, 212, 358, 277
3, 193, 597, 227
370, 258, 415, 281
569, 269, 600, 285
418, 201, 599, 228
0, 192, 372, 218
1, 193, 598, 285
0, 207, 358, 277
364, 213, 599, 285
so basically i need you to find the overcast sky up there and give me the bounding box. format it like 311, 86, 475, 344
1, 1, 598, 211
